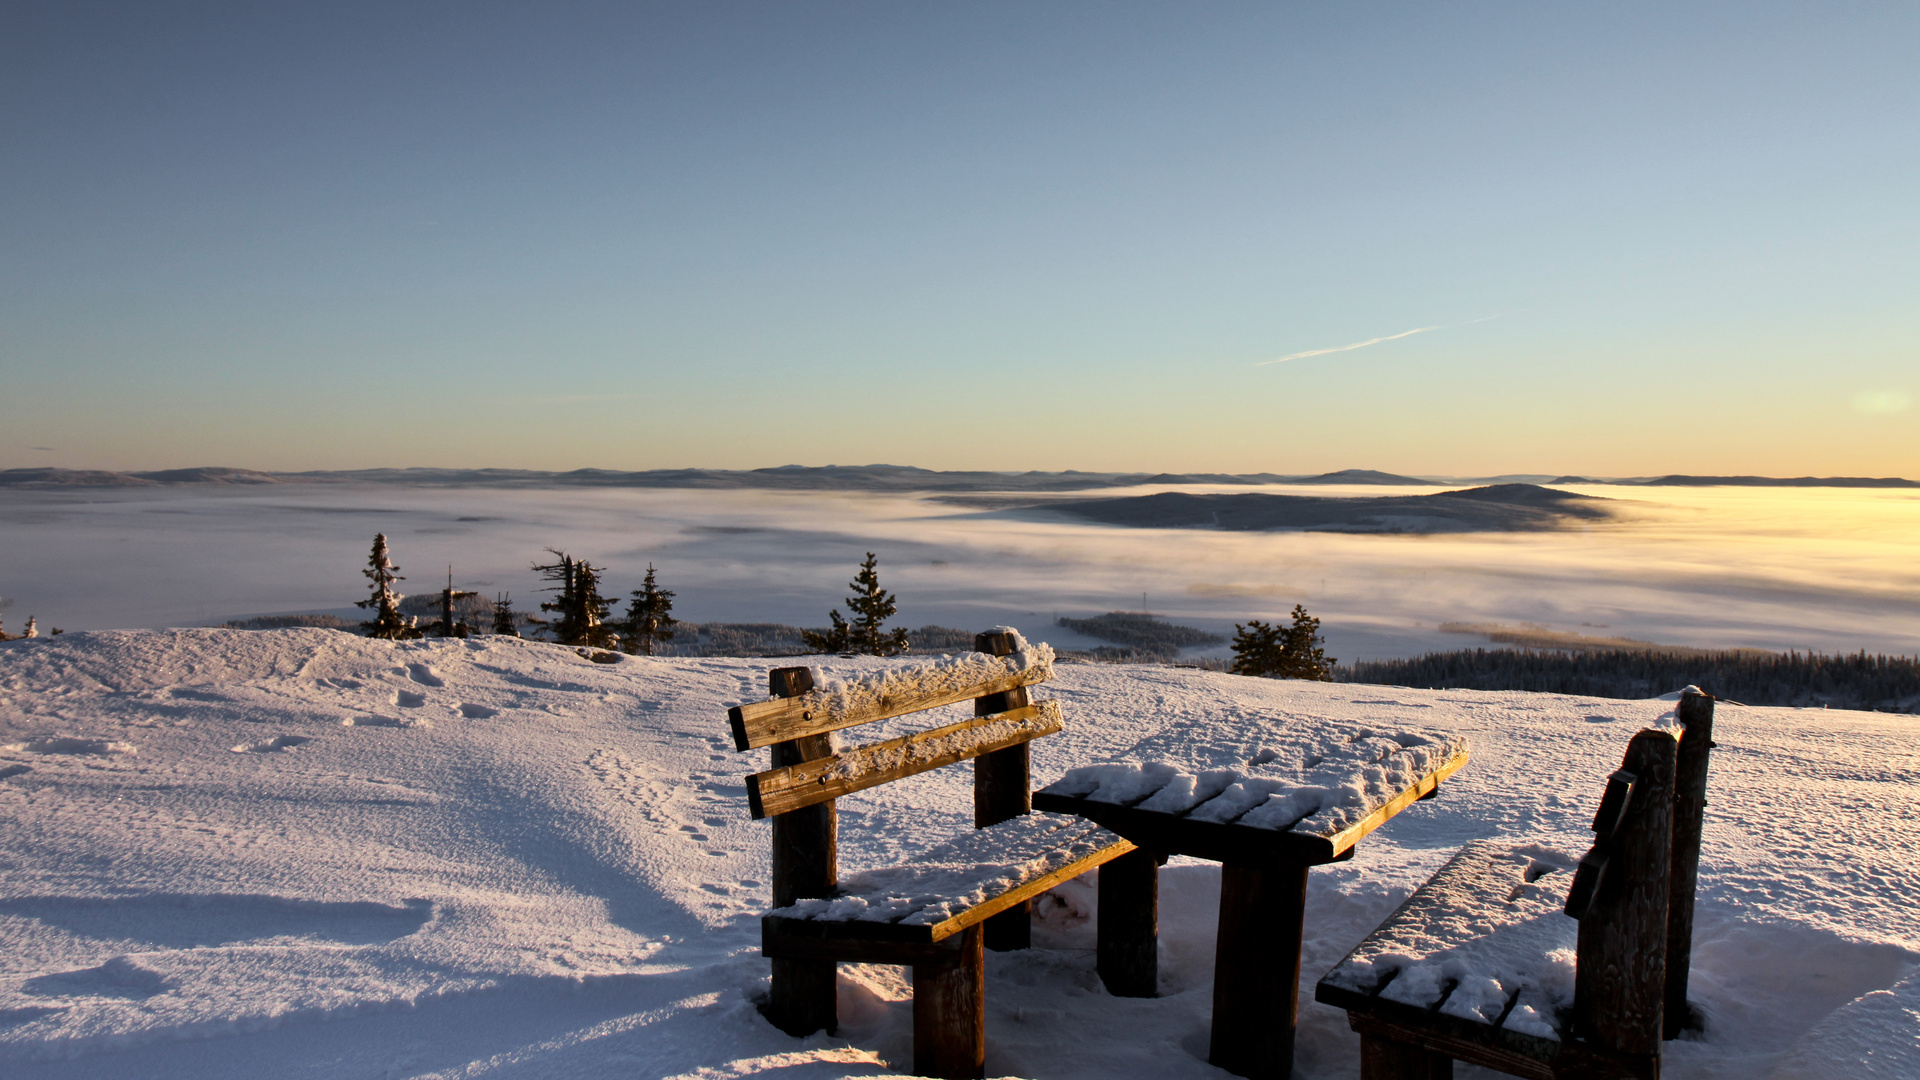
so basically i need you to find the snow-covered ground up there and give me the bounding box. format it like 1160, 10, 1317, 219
0, 628, 1914, 1079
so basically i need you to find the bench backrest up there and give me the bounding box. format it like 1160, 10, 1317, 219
726, 629, 1061, 907
1563, 688, 1715, 1055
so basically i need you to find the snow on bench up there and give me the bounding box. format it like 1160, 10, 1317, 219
766, 814, 1130, 940
1315, 690, 1717, 1080
1318, 840, 1580, 1046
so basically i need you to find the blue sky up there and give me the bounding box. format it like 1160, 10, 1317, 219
5, 2, 1916, 475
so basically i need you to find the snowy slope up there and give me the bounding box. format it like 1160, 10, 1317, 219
0, 629, 1913, 1079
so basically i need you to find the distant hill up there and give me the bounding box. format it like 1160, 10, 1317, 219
1032, 483, 1615, 534
1633, 475, 1920, 488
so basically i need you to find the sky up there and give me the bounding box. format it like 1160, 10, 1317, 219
3, 2, 1916, 476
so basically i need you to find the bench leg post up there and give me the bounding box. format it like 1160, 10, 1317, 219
766, 957, 837, 1037
1359, 1032, 1452, 1080
913, 924, 987, 1080
1097, 847, 1159, 997
1209, 861, 1310, 1080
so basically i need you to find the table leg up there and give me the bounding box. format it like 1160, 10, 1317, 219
1097, 847, 1159, 997
1209, 861, 1310, 1080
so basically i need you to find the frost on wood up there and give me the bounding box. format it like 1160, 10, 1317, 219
1321, 840, 1581, 1040
788, 638, 1055, 722
821, 701, 1063, 785
1039, 725, 1467, 838
768, 814, 1122, 927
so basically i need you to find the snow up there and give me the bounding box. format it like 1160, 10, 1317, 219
1041, 727, 1466, 838
0, 628, 1915, 1079
819, 700, 1063, 787
795, 640, 1054, 730
770, 815, 1122, 928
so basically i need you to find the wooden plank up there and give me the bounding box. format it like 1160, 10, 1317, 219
728, 662, 1052, 750
1319, 747, 1471, 857
1097, 846, 1159, 997
1209, 861, 1310, 1080
1347, 1014, 1558, 1080
1666, 688, 1715, 1040
764, 667, 837, 1038
746, 702, 1062, 820
761, 832, 1137, 945
1573, 728, 1677, 1059
762, 927, 968, 966
913, 924, 986, 1080
1360, 1032, 1453, 1080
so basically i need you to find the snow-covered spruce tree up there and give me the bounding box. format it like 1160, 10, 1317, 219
621, 564, 677, 656
1276, 604, 1335, 679
530, 550, 616, 648
357, 534, 420, 640
490, 593, 521, 637
803, 552, 908, 656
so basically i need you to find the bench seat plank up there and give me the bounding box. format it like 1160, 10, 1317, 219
1034, 728, 1468, 864
765, 814, 1132, 945
1317, 840, 1583, 1065
747, 701, 1064, 819
730, 645, 1056, 750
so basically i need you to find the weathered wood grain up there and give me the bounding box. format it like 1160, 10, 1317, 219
1665, 689, 1714, 1039
913, 924, 986, 1080
728, 661, 1053, 750
1360, 1031, 1455, 1080
1096, 846, 1159, 997
1209, 861, 1310, 1080
973, 629, 1035, 951
765, 668, 838, 1038
745, 702, 1062, 819
1573, 727, 1677, 1058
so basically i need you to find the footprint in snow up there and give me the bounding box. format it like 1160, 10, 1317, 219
6, 738, 134, 757
231, 735, 310, 753
457, 703, 498, 719
406, 664, 445, 688
395, 690, 428, 708
0, 764, 32, 779
342, 716, 424, 729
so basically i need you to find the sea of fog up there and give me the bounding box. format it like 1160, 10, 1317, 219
2, 482, 1917, 661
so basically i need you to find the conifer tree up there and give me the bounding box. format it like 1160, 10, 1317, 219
803, 552, 909, 656
1230, 604, 1335, 680
490, 593, 521, 637
429, 566, 478, 638
530, 550, 615, 647
621, 564, 677, 656
357, 534, 420, 640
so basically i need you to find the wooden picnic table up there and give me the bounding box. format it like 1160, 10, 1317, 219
1033, 728, 1470, 1080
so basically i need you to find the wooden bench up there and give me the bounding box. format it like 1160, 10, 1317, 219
1315, 689, 1716, 1080
727, 628, 1155, 1079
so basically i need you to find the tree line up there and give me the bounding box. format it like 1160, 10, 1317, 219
1339, 646, 1920, 713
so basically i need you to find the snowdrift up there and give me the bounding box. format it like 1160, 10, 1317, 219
0, 628, 1913, 1079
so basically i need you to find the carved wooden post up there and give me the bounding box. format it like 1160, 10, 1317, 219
972, 629, 1032, 951
1096, 847, 1159, 997
1573, 728, 1677, 1059
1665, 689, 1715, 1038
765, 666, 838, 1036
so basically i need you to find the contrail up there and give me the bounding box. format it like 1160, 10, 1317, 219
1258, 315, 1498, 366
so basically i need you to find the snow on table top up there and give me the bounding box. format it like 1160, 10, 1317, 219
768, 813, 1124, 927
1039, 725, 1467, 839
1321, 839, 1581, 1040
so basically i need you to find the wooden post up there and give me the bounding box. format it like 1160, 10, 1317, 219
1359, 1033, 1453, 1080
1665, 689, 1715, 1039
765, 666, 838, 1037
973, 630, 1032, 951
1097, 847, 1159, 997
913, 924, 987, 1080
1574, 728, 1677, 1058
1209, 861, 1310, 1080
